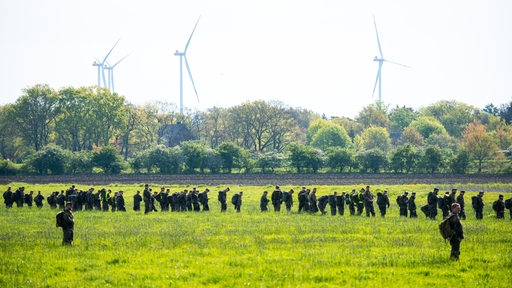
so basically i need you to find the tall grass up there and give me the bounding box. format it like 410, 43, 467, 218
1, 183, 511, 287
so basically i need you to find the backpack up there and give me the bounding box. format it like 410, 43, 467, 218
505, 198, 512, 210
492, 200, 498, 211
471, 196, 478, 209
231, 194, 239, 205
439, 215, 454, 240
396, 196, 401, 205
56, 211, 65, 227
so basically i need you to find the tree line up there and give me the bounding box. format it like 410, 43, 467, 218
1, 84, 512, 175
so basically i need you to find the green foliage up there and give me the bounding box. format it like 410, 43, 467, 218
360, 126, 391, 152
147, 145, 184, 174
419, 146, 444, 173
355, 101, 391, 129
180, 141, 206, 173
0, 159, 19, 175
256, 151, 286, 173
325, 147, 355, 172
310, 123, 352, 150
286, 143, 324, 173
408, 116, 448, 139
390, 144, 418, 173
92, 146, 123, 174
450, 150, 470, 174
26, 144, 69, 175
356, 149, 388, 173
420, 100, 479, 138
217, 142, 245, 173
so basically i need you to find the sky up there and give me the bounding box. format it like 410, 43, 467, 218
1, 0, 511, 118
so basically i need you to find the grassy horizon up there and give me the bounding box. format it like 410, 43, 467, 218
1, 183, 511, 287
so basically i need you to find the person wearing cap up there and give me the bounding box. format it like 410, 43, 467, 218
408, 192, 417, 218
456, 190, 466, 220
271, 186, 283, 212
61, 201, 75, 245
427, 188, 439, 219
260, 191, 269, 212
447, 203, 464, 260
493, 194, 505, 219
397, 191, 409, 217
473, 191, 485, 220
232, 191, 243, 213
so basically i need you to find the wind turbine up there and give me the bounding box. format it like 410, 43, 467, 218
104, 54, 129, 93
372, 16, 410, 103
92, 39, 120, 88
174, 16, 201, 114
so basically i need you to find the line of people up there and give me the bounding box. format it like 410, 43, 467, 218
3, 185, 512, 220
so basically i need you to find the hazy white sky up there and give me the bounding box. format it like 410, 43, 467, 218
1, 0, 511, 118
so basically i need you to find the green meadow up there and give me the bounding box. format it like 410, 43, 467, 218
1, 183, 511, 287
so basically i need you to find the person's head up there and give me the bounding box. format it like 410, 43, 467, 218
451, 203, 461, 214
65, 201, 73, 211
499, 194, 504, 199
383, 190, 388, 195
263, 191, 268, 194
460, 190, 465, 195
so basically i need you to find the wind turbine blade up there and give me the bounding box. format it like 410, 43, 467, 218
373, 16, 383, 58
184, 16, 201, 53
112, 54, 130, 68
372, 65, 382, 98
102, 39, 120, 64
184, 56, 199, 103
385, 60, 411, 69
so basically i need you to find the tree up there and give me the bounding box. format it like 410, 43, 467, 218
286, 143, 324, 173
355, 149, 388, 173
147, 145, 184, 174
10, 84, 60, 151
67, 150, 93, 174
92, 146, 123, 174
355, 102, 390, 129
26, 144, 69, 175
325, 147, 354, 172
256, 151, 286, 173
310, 124, 351, 151
180, 140, 206, 173
200, 148, 223, 173
360, 126, 391, 152
400, 127, 424, 147
419, 100, 479, 137
408, 116, 447, 139
450, 150, 470, 174
390, 144, 418, 173
217, 142, 245, 173
461, 121, 499, 173
419, 146, 443, 173
389, 106, 418, 141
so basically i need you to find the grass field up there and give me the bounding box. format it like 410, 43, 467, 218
1, 183, 511, 287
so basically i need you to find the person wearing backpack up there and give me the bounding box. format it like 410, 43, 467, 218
493, 194, 505, 219
473, 192, 485, 220
232, 192, 243, 213
57, 201, 75, 245
447, 203, 464, 260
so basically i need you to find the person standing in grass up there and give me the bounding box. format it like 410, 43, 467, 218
427, 188, 439, 219
218, 187, 229, 212
3, 186, 13, 208
271, 186, 283, 212
397, 191, 409, 217
143, 184, 152, 214
472, 191, 485, 220
283, 189, 294, 212
260, 191, 269, 212
408, 192, 417, 218
447, 203, 464, 260
493, 194, 505, 219
456, 190, 466, 220
376, 190, 390, 217
363, 186, 375, 217
60, 201, 75, 246
133, 191, 142, 211
34, 191, 45, 208
232, 191, 243, 213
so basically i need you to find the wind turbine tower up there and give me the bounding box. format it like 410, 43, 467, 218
372, 16, 410, 103
92, 39, 120, 89
104, 54, 129, 93
174, 16, 201, 114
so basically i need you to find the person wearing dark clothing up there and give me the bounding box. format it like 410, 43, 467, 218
363, 187, 375, 217
493, 194, 505, 219
191, 189, 201, 212
408, 192, 417, 218
427, 188, 439, 219
456, 190, 466, 220
143, 184, 152, 214
271, 186, 283, 212
218, 187, 229, 212
472, 191, 485, 220
355, 189, 365, 216
447, 203, 464, 260
34, 191, 45, 208
317, 195, 329, 215
397, 192, 409, 217
283, 190, 294, 212
60, 202, 75, 245
25, 191, 34, 208
232, 192, 243, 213
328, 192, 338, 216
260, 191, 269, 212
3, 187, 13, 208
336, 192, 346, 216
116, 191, 126, 212
376, 190, 390, 217
297, 188, 309, 213
309, 188, 319, 214
199, 189, 210, 211
348, 190, 357, 216
14, 187, 25, 208
133, 191, 142, 211
440, 192, 451, 218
